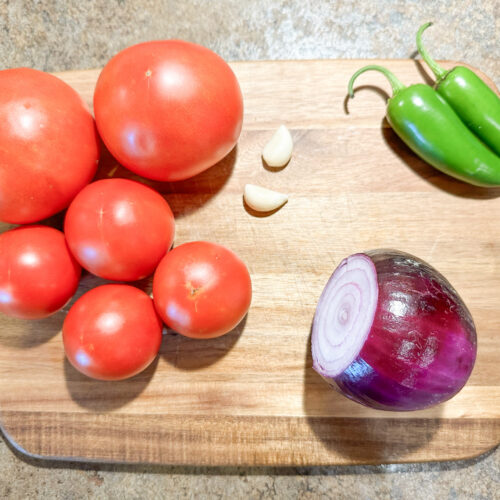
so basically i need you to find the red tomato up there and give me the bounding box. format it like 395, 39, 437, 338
153, 241, 252, 339
93, 40, 243, 181
64, 178, 175, 281
63, 284, 163, 380
0, 68, 100, 224
0, 226, 81, 319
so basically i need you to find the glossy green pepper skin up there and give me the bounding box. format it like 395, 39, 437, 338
348, 65, 500, 187
417, 22, 500, 156
387, 83, 500, 186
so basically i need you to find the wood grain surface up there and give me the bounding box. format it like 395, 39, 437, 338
0, 59, 499, 466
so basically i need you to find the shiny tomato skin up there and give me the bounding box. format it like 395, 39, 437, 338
0, 225, 81, 319
0, 68, 100, 224
93, 40, 243, 181
153, 241, 252, 339
63, 284, 163, 381
64, 178, 175, 282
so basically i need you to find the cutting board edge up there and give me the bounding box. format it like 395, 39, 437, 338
51, 58, 499, 93
5, 441, 499, 469
2, 411, 498, 467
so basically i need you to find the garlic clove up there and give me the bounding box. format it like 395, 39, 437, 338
243, 184, 288, 212
262, 125, 293, 167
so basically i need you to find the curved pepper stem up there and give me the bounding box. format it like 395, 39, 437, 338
416, 22, 448, 80
348, 65, 406, 99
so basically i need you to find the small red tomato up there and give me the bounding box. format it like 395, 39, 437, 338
64, 178, 175, 281
94, 40, 243, 181
63, 284, 163, 381
0, 226, 81, 319
0, 68, 99, 224
153, 241, 252, 339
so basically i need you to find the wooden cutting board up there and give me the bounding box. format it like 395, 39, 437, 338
0, 59, 499, 466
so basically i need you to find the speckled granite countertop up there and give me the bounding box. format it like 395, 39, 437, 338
0, 1, 498, 498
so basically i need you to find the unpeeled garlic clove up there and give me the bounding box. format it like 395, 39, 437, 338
243, 184, 288, 212
262, 125, 293, 167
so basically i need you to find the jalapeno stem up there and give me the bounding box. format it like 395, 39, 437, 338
416, 22, 448, 80
348, 65, 406, 99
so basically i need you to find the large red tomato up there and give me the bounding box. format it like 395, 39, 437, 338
93, 40, 243, 181
63, 284, 163, 381
0, 225, 81, 319
153, 241, 252, 339
64, 178, 175, 281
0, 68, 100, 224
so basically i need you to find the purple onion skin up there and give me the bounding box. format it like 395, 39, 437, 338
318, 250, 477, 411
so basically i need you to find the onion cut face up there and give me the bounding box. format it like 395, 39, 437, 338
311, 250, 477, 411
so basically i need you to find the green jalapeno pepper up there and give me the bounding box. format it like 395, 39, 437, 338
417, 22, 500, 156
348, 65, 500, 187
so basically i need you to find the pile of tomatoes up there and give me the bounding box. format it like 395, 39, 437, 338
0, 40, 252, 380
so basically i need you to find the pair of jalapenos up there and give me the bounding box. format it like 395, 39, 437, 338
349, 22, 500, 188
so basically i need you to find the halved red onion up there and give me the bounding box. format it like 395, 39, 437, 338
311, 249, 477, 411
